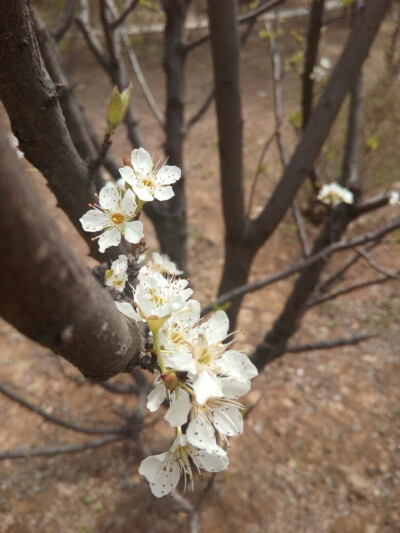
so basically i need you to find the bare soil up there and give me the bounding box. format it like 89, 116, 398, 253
1, 13, 399, 533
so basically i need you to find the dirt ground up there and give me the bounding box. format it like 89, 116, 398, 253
1, 9, 400, 533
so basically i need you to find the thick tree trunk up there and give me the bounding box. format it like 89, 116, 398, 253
0, 127, 144, 380
157, 0, 189, 272
0, 0, 103, 260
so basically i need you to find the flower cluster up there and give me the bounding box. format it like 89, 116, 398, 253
317, 182, 354, 206
79, 148, 258, 498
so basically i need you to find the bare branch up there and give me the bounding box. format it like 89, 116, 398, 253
202, 216, 400, 314
0, 382, 122, 435
250, 0, 393, 250
51, 0, 76, 42
352, 192, 391, 216
111, 0, 139, 28
267, 16, 311, 256
356, 248, 400, 279
302, 0, 325, 129
286, 333, 373, 353
107, 0, 165, 128
246, 131, 277, 217
75, 0, 111, 72
184, 0, 287, 54
0, 435, 122, 461
308, 273, 399, 308
185, 87, 215, 132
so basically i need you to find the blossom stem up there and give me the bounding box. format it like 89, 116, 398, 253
179, 382, 195, 397
152, 329, 167, 374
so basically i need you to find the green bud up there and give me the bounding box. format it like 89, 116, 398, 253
107, 87, 123, 132
120, 84, 133, 121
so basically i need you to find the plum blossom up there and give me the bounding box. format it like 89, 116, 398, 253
138, 433, 228, 497
105, 255, 128, 292
310, 56, 331, 82
119, 147, 181, 202
139, 251, 183, 276
389, 191, 400, 206
116, 269, 192, 331
166, 373, 250, 449
162, 310, 258, 384
79, 183, 143, 252
317, 182, 354, 206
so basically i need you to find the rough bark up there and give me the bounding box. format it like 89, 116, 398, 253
207, 0, 251, 325
158, 0, 190, 271
0, 127, 144, 381
0, 0, 102, 260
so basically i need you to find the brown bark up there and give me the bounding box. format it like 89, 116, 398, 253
0, 0, 102, 260
0, 127, 144, 381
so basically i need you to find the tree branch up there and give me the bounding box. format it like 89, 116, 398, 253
111, 0, 139, 28
250, 0, 393, 250
202, 216, 400, 314
75, 0, 111, 72
0, 435, 122, 461
51, 0, 76, 42
286, 333, 373, 353
0, 128, 145, 380
0, 382, 122, 435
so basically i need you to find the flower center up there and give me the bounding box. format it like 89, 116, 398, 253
111, 213, 125, 226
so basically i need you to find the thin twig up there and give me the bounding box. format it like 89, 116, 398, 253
51, 0, 76, 41
0, 382, 123, 435
356, 248, 400, 279
246, 130, 277, 217
108, 0, 165, 128
76, 0, 111, 72
0, 435, 122, 460
202, 216, 400, 315
184, 0, 287, 54
286, 333, 373, 353
308, 273, 399, 308
267, 16, 311, 256
111, 0, 139, 28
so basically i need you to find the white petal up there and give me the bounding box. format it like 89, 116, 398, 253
164, 390, 191, 427
79, 210, 108, 232
218, 350, 258, 381
98, 226, 121, 252
193, 372, 223, 405
220, 377, 251, 398
212, 404, 243, 437
190, 445, 229, 473
121, 189, 137, 217
115, 301, 141, 321
156, 165, 181, 185
187, 412, 217, 449
125, 220, 144, 244
113, 255, 128, 276
118, 166, 135, 186
139, 453, 180, 498
154, 185, 174, 201
162, 351, 197, 374
202, 310, 229, 343
147, 383, 166, 412
131, 147, 153, 175
132, 185, 154, 202
99, 183, 119, 211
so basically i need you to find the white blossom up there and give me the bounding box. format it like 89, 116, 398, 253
310, 56, 331, 82
167, 373, 250, 449
105, 255, 128, 292
317, 182, 354, 206
119, 147, 181, 203
79, 183, 143, 252
163, 310, 258, 384
389, 191, 400, 206
139, 251, 183, 276
115, 269, 192, 331
7, 133, 24, 159
138, 434, 228, 498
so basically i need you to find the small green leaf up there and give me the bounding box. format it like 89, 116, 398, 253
107, 87, 123, 132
